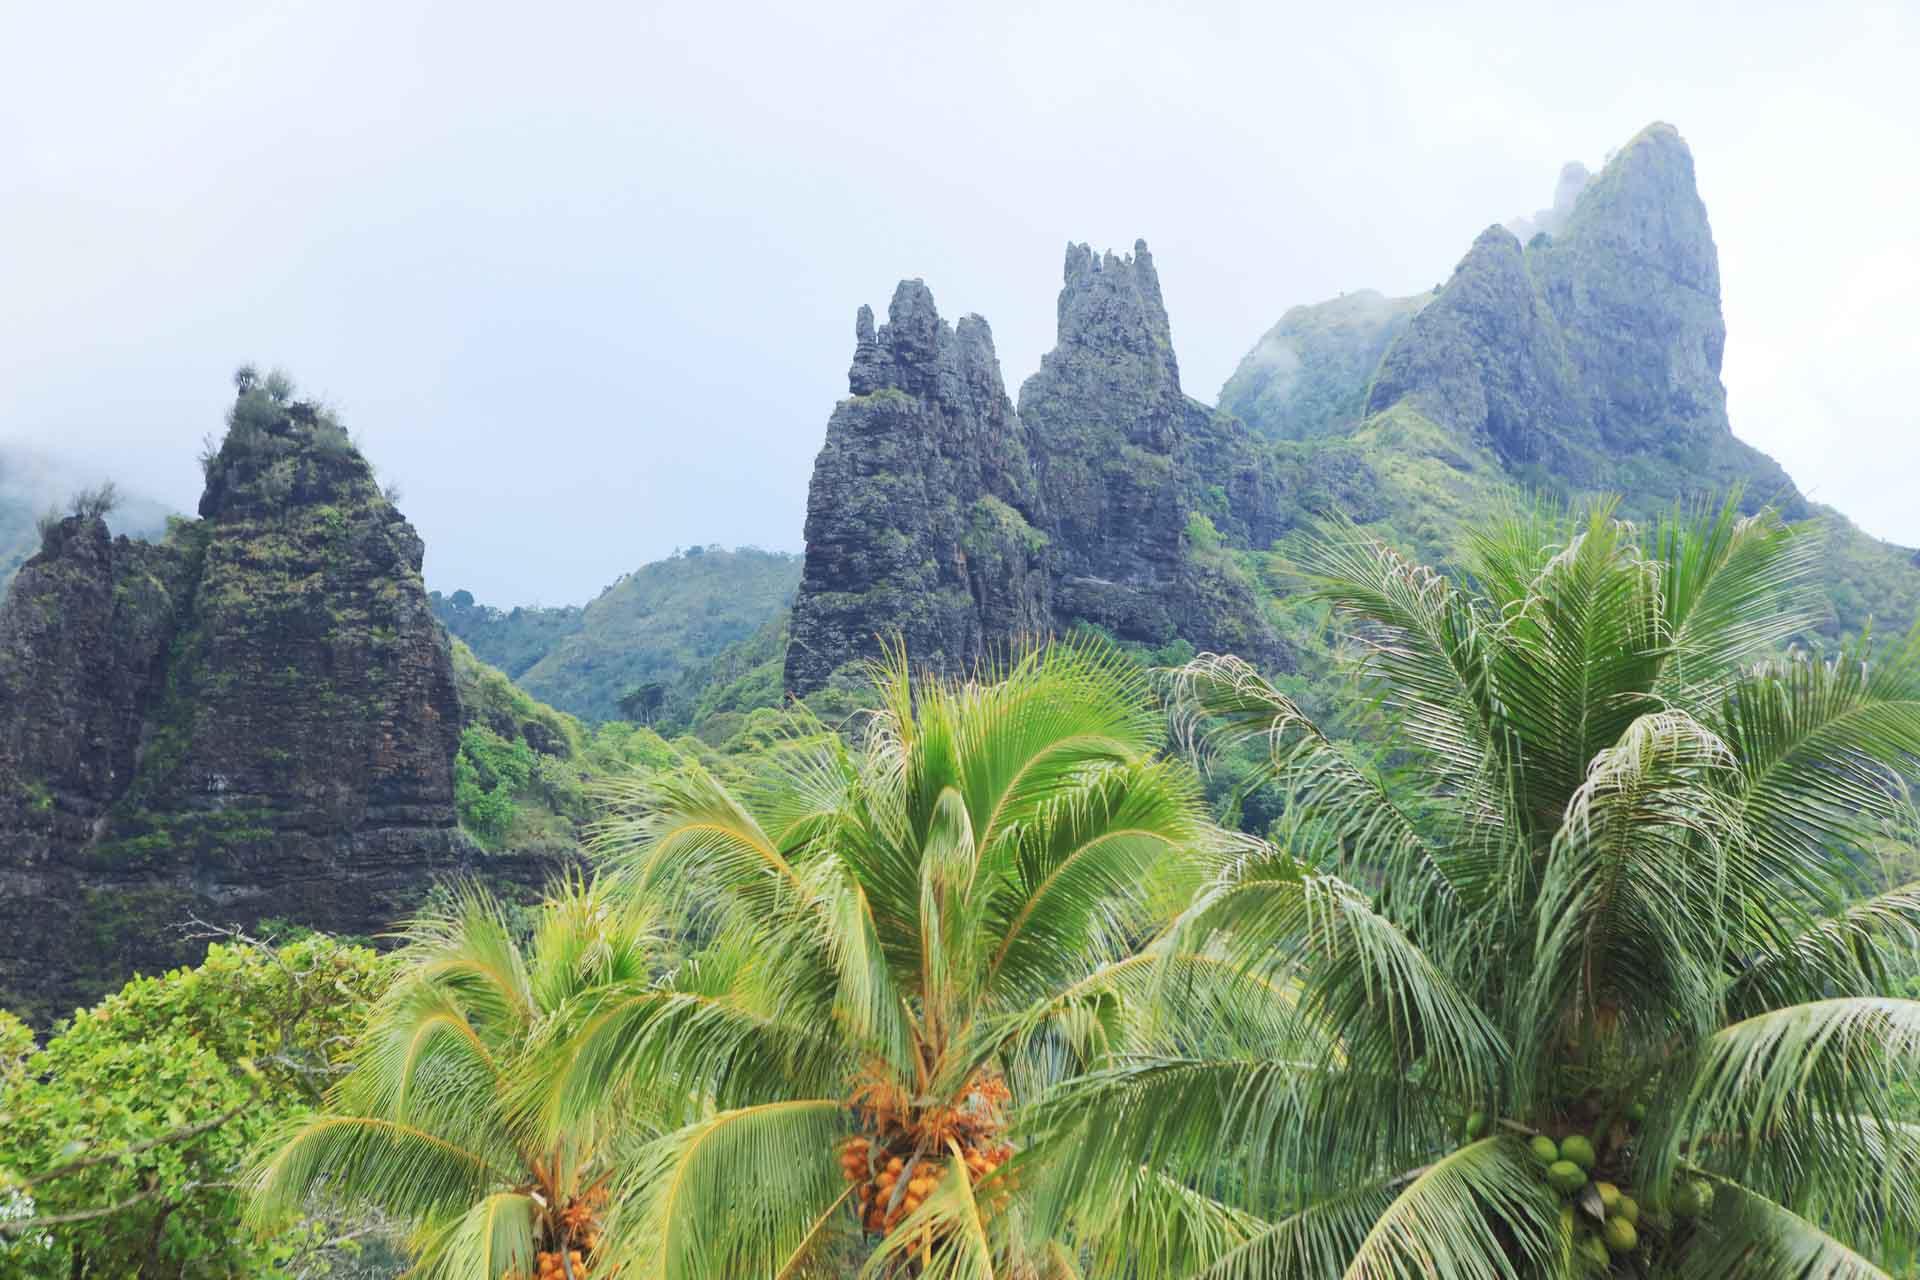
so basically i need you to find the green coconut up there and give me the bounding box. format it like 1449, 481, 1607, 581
1464, 1110, 1488, 1141
1627, 1101, 1648, 1123
1674, 1178, 1715, 1218
1547, 1160, 1588, 1195
1580, 1234, 1612, 1268
1560, 1134, 1597, 1171
1529, 1135, 1560, 1166
1617, 1195, 1639, 1225
1594, 1181, 1621, 1213
1603, 1215, 1638, 1252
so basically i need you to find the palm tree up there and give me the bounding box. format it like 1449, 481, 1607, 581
247, 880, 668, 1280
531, 639, 1262, 1278
1044, 498, 1920, 1278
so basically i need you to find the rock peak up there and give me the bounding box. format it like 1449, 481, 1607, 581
1053, 238, 1176, 389
1561, 119, 1716, 297
849, 279, 959, 396
789, 279, 1043, 694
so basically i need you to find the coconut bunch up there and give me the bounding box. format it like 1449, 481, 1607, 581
1507, 1121, 1714, 1271
842, 1071, 1018, 1236
503, 1188, 608, 1280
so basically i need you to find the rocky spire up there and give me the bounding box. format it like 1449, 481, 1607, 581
1347, 121, 1803, 519
784, 283, 1049, 695
1021, 239, 1286, 662
0, 379, 472, 1020
1530, 122, 1742, 464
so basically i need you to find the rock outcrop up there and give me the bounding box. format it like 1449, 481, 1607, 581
784, 243, 1287, 694
1218, 121, 1911, 632
1365, 225, 1589, 472
1019, 241, 1284, 659
783, 284, 1051, 693
0, 378, 477, 1020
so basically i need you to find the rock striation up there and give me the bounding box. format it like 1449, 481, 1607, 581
0, 378, 477, 1020
784, 242, 1287, 694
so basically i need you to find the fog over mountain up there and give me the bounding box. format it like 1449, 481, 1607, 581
1, 1, 1913, 605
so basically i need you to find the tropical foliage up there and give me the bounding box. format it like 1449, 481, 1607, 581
21, 495, 1920, 1279
0, 935, 386, 1278
540, 638, 1266, 1277
1041, 498, 1920, 1277
246, 880, 677, 1280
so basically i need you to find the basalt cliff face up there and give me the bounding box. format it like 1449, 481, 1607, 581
782, 283, 1053, 694
0, 384, 480, 1020
784, 241, 1287, 694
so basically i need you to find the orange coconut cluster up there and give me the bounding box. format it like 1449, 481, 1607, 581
505, 1190, 608, 1280
841, 1071, 1017, 1235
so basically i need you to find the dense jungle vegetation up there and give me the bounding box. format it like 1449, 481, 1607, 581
6, 499, 1920, 1279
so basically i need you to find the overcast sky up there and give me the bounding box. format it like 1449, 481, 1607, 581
2, 1, 1914, 605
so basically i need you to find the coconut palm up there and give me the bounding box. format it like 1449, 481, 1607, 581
247, 880, 669, 1280
1042, 498, 1920, 1278
531, 639, 1270, 1278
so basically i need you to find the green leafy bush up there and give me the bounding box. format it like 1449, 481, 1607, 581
0, 936, 386, 1277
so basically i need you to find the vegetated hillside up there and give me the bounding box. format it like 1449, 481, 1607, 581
0, 446, 173, 592
1219, 122, 1920, 641
434, 545, 799, 723
1218, 288, 1429, 442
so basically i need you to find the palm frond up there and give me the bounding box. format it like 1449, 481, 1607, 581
513, 973, 850, 1145
1163, 652, 1462, 916
1339, 1136, 1559, 1280
1728, 883, 1920, 1017
405, 1191, 539, 1280
1520, 708, 1745, 1082
1072, 1164, 1266, 1280
1174, 850, 1507, 1103
1668, 1174, 1897, 1280
861, 1147, 998, 1280
1721, 636, 1920, 899
244, 1113, 507, 1228
1184, 1175, 1408, 1280
596, 1098, 847, 1280
1645, 496, 1822, 706
1028, 1056, 1450, 1212
1646, 997, 1920, 1210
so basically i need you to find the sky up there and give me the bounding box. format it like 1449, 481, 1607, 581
1, 0, 1914, 605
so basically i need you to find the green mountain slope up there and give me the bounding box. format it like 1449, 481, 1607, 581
1220, 123, 1920, 641
433, 545, 800, 723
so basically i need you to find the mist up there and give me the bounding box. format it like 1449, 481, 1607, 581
1, 1, 1913, 605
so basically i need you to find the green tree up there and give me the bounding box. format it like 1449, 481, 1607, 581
247, 881, 676, 1279
1047, 498, 1920, 1277
0, 934, 385, 1278
536, 640, 1251, 1277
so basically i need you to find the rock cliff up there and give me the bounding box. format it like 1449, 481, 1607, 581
0, 376, 478, 1020
1019, 241, 1284, 659
784, 283, 1051, 693
784, 243, 1286, 694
